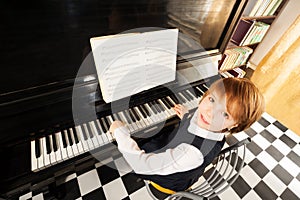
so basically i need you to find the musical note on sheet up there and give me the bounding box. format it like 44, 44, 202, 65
90, 29, 178, 103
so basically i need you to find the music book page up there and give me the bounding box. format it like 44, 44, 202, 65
90, 29, 178, 103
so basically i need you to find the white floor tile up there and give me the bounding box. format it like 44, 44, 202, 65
240, 165, 261, 188
285, 129, 300, 143
262, 113, 276, 123
251, 122, 265, 134
288, 178, 300, 198
257, 151, 278, 170
114, 157, 133, 176
32, 193, 43, 200
77, 169, 101, 196
279, 157, 300, 177
129, 187, 153, 200
102, 178, 128, 200
272, 139, 291, 156
244, 149, 256, 164
242, 189, 262, 200
263, 172, 286, 196
252, 134, 271, 150
266, 125, 285, 139
19, 192, 32, 200
217, 187, 241, 200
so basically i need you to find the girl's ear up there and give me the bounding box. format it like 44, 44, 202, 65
229, 124, 239, 130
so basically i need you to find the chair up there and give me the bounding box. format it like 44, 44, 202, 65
145, 137, 251, 200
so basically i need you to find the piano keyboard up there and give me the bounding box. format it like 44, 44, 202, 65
31, 85, 208, 171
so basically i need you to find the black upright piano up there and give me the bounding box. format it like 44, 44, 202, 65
0, 0, 247, 198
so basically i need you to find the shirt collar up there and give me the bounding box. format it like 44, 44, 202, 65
187, 110, 225, 141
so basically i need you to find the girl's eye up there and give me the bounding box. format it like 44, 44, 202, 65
208, 97, 214, 102
222, 112, 229, 118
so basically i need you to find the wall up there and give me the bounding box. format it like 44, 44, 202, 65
249, 0, 300, 68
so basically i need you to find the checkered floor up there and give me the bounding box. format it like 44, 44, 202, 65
19, 112, 300, 200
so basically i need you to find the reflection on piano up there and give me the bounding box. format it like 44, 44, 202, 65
0, 0, 247, 198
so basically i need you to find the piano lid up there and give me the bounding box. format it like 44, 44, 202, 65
0, 0, 246, 96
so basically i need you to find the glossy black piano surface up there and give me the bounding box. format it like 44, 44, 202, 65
0, 0, 247, 198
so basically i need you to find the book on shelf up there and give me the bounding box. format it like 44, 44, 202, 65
231, 19, 256, 45
249, 0, 283, 17
219, 47, 253, 71
241, 21, 270, 45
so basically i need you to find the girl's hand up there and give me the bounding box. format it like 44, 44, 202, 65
109, 120, 125, 134
173, 104, 188, 119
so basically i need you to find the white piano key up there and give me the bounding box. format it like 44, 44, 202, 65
106, 116, 115, 141
37, 138, 44, 170
145, 103, 160, 123
53, 132, 62, 162
48, 135, 57, 165
158, 99, 173, 117
118, 111, 134, 132
57, 131, 68, 160
203, 84, 209, 90
82, 124, 95, 150
41, 137, 51, 167
128, 109, 143, 129
133, 107, 149, 127
69, 128, 79, 156
186, 90, 200, 106
75, 126, 89, 152
30, 140, 38, 172
95, 120, 109, 144
63, 130, 74, 158
178, 92, 193, 109
124, 110, 139, 131
88, 121, 101, 147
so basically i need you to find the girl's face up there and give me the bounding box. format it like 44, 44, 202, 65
197, 91, 238, 132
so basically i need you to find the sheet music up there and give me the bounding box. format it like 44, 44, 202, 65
90, 29, 178, 103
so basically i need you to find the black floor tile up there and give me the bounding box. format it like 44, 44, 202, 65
54, 179, 81, 200
265, 145, 284, 162
248, 158, 269, 179
254, 181, 277, 200
280, 188, 299, 200
273, 121, 288, 132
258, 118, 271, 127
279, 135, 296, 148
121, 173, 145, 195
286, 151, 300, 167
82, 187, 106, 200
246, 141, 263, 156
244, 127, 257, 137
231, 176, 251, 198
97, 162, 120, 185
271, 164, 293, 185
260, 129, 276, 143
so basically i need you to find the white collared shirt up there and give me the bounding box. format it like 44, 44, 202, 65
114, 111, 225, 175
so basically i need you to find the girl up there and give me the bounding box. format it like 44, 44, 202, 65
109, 77, 265, 199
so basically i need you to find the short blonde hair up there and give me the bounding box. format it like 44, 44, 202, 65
201, 77, 265, 133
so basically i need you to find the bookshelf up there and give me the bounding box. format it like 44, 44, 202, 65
219, 0, 287, 78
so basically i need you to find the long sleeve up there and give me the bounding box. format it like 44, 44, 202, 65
114, 126, 204, 175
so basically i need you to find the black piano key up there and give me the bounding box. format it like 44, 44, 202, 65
94, 120, 102, 135
123, 110, 133, 123
165, 97, 175, 107
132, 108, 140, 121
72, 127, 80, 144
114, 113, 121, 121
99, 118, 108, 133
130, 109, 139, 121
182, 90, 192, 101
142, 104, 151, 116
148, 102, 158, 114
138, 105, 147, 118
61, 131, 68, 148
67, 129, 74, 145
155, 100, 165, 112
111, 114, 115, 121
198, 84, 208, 93
45, 135, 51, 154
187, 89, 196, 99
86, 123, 94, 138
127, 109, 136, 122
193, 86, 203, 97
177, 92, 186, 103
162, 98, 171, 109
51, 134, 58, 152
103, 116, 111, 128
170, 94, 179, 104
35, 139, 41, 158
80, 125, 88, 141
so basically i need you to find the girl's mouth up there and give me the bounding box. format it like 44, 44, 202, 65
200, 114, 210, 125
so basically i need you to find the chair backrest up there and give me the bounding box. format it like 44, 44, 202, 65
166, 137, 251, 200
